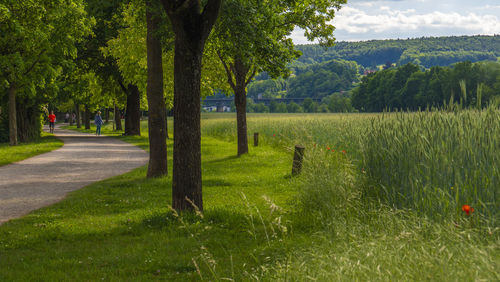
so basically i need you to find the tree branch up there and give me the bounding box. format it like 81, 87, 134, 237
217, 50, 236, 90
245, 65, 257, 86
23, 49, 46, 76
201, 0, 222, 37
117, 79, 128, 95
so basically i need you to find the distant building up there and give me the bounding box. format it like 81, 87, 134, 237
203, 106, 217, 112
202, 105, 231, 112
363, 69, 376, 75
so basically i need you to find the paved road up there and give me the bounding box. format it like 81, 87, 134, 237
0, 125, 148, 225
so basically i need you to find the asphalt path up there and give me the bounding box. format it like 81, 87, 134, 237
0, 124, 148, 225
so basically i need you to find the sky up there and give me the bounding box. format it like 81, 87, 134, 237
291, 0, 500, 43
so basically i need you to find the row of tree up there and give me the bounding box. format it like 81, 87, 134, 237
243, 95, 353, 113
1, 0, 348, 212
351, 61, 500, 112
243, 93, 355, 113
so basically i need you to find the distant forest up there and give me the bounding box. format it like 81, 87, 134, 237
242, 35, 500, 112
295, 35, 500, 68
352, 61, 500, 112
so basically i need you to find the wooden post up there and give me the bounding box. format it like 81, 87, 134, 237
254, 132, 259, 147
292, 145, 305, 176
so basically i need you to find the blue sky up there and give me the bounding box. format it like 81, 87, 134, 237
291, 0, 500, 43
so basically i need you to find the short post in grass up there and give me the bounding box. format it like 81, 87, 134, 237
254, 132, 259, 147
292, 145, 305, 176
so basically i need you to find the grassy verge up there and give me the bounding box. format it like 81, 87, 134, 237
0, 133, 297, 280
1, 116, 498, 280
0, 132, 63, 167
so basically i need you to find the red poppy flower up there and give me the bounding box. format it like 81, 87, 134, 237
342, 150, 346, 154
326, 146, 330, 150
462, 205, 474, 215
273, 134, 275, 137
331, 149, 335, 152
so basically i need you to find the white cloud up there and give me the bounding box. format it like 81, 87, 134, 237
289, 0, 500, 43
333, 7, 500, 36
477, 4, 500, 9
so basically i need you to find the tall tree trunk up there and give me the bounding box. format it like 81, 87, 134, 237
146, 0, 167, 178
170, 36, 203, 211
233, 59, 251, 156
114, 105, 123, 131
16, 101, 41, 143
84, 104, 91, 130
75, 103, 81, 128
162, 0, 222, 212
234, 85, 248, 155
8, 83, 17, 146
219, 56, 256, 156
105, 108, 109, 123
124, 84, 141, 136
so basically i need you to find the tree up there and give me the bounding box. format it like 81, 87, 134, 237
214, 0, 346, 156
287, 102, 303, 113
275, 102, 288, 113
145, 0, 167, 177
0, 0, 92, 145
78, 0, 142, 136
161, 0, 222, 212
104, 1, 226, 180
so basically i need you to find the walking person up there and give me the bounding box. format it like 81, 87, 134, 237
48, 111, 56, 133
95, 111, 104, 136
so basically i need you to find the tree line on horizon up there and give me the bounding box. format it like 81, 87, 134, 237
351, 61, 500, 112
295, 35, 500, 68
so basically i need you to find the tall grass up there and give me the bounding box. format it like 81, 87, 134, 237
202, 113, 373, 161
362, 108, 499, 222
202, 109, 499, 223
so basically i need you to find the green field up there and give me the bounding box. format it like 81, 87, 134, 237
1, 110, 499, 280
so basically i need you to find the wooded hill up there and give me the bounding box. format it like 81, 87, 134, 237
295, 35, 500, 68
245, 35, 500, 108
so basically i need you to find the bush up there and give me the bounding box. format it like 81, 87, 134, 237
287, 102, 303, 113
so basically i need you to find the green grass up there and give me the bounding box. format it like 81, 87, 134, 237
1, 113, 499, 280
0, 132, 63, 167
0, 133, 298, 280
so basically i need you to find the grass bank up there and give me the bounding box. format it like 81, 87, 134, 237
0, 132, 63, 167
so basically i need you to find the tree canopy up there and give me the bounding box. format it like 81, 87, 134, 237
0, 0, 93, 144
351, 61, 500, 111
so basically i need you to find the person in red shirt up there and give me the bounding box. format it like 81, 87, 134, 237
48, 111, 56, 133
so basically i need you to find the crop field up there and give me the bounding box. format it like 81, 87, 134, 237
202, 108, 500, 223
